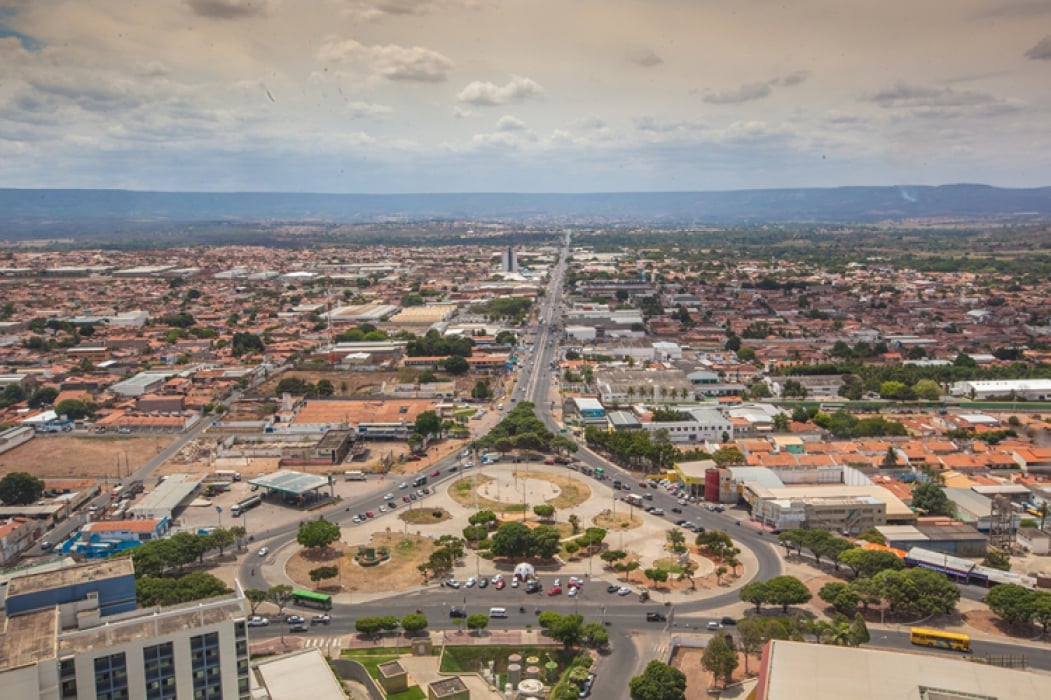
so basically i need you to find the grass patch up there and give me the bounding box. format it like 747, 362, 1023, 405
400, 508, 451, 525
653, 557, 684, 574
504, 503, 526, 513
441, 646, 577, 675
395, 539, 417, 554
387, 687, 425, 700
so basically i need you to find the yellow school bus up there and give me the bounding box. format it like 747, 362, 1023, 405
910, 627, 971, 652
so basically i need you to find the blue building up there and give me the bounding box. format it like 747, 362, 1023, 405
4, 558, 137, 618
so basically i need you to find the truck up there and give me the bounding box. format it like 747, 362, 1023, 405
231, 494, 262, 516
481, 452, 502, 464
344, 470, 367, 481
622, 493, 644, 507
412, 475, 428, 487
214, 469, 242, 482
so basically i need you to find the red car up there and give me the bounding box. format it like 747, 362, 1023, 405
365, 511, 375, 518
547, 585, 562, 596
430, 469, 441, 477
402, 495, 411, 503
494, 579, 506, 590
638, 482, 648, 488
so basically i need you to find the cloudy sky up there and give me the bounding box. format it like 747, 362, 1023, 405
1, 0, 1049, 193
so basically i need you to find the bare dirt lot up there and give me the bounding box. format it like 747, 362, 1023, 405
254, 368, 484, 398
0, 434, 175, 479
286, 532, 436, 594
671, 646, 759, 699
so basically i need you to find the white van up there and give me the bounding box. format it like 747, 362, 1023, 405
488, 607, 508, 618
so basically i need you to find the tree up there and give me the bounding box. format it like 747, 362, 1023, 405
549, 613, 585, 649
56, 398, 93, 420
912, 482, 954, 516
849, 612, 871, 647
316, 379, 335, 397
355, 616, 383, 638
583, 622, 609, 648
913, 379, 942, 401
471, 380, 492, 400
401, 612, 428, 636
883, 568, 959, 616
1031, 591, 1051, 634
531, 525, 562, 559
701, 634, 738, 688
819, 582, 859, 614
736, 618, 764, 675
837, 548, 904, 579
267, 584, 293, 615
308, 565, 339, 587
568, 513, 581, 534
443, 354, 470, 375
666, 528, 686, 554
739, 581, 768, 613
985, 584, 1036, 626
414, 410, 442, 438
466, 613, 489, 635
764, 575, 812, 613
136, 572, 230, 607
244, 588, 268, 615
856, 528, 887, 545
462, 524, 489, 545
0, 472, 45, 506
982, 548, 1011, 572
491, 521, 533, 558
644, 568, 670, 589
629, 660, 687, 700
230, 331, 265, 357
533, 504, 556, 521
296, 519, 341, 551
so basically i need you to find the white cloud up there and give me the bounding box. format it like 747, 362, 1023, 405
317, 38, 453, 82
335, 0, 485, 22
701, 82, 772, 105
345, 100, 392, 119
496, 115, 525, 131
456, 76, 542, 106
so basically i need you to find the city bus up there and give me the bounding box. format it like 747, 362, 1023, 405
291, 590, 333, 611
594, 467, 605, 480
909, 628, 971, 652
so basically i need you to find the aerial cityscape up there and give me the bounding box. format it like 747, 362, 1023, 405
2, 2, 1051, 700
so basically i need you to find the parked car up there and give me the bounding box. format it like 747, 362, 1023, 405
446, 579, 461, 589
616, 587, 632, 596
465, 577, 477, 588
365, 511, 375, 518
547, 585, 562, 596
478, 577, 489, 589
606, 584, 620, 593
578, 672, 596, 698
494, 579, 506, 590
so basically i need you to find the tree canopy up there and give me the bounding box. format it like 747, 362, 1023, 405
0, 471, 45, 506
296, 519, 341, 550
629, 660, 687, 700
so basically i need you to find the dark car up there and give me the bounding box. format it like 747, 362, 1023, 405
478, 577, 489, 589
721, 616, 737, 626
449, 607, 467, 618
674, 519, 687, 526
447, 465, 459, 473
646, 612, 667, 622
606, 584, 620, 593
525, 580, 541, 593
671, 507, 682, 513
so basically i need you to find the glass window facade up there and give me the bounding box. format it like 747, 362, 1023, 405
94, 652, 129, 700
143, 641, 177, 700
190, 631, 222, 699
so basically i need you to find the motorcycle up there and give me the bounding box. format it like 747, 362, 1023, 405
519, 606, 526, 614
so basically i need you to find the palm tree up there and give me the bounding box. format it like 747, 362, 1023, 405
715, 565, 728, 585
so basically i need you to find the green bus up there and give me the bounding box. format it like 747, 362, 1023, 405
291, 589, 332, 611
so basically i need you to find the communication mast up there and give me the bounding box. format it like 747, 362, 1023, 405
988, 494, 1014, 551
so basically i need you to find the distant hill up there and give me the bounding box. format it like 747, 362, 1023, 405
1, 185, 1049, 238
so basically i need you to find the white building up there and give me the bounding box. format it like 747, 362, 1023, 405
641, 407, 734, 444
950, 379, 1051, 401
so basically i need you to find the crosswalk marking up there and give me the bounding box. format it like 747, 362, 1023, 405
303, 635, 344, 649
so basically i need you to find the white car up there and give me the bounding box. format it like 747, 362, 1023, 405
616, 587, 632, 596
247, 616, 269, 627
677, 498, 688, 505
399, 482, 409, 489
385, 493, 394, 500
465, 577, 477, 588
491, 574, 504, 584
379, 505, 387, 513
568, 586, 579, 597
352, 516, 362, 523
257, 547, 269, 557
446, 579, 461, 589
511, 578, 520, 588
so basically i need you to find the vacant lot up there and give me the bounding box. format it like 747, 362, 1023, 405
287, 532, 437, 595
0, 434, 175, 479
253, 368, 483, 398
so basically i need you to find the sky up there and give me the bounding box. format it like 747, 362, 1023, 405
0, 0, 1049, 193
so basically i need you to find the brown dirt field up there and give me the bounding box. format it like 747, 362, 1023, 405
671, 647, 760, 699
286, 532, 437, 594
0, 434, 175, 479
594, 512, 642, 530
516, 470, 591, 509
962, 608, 1048, 640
